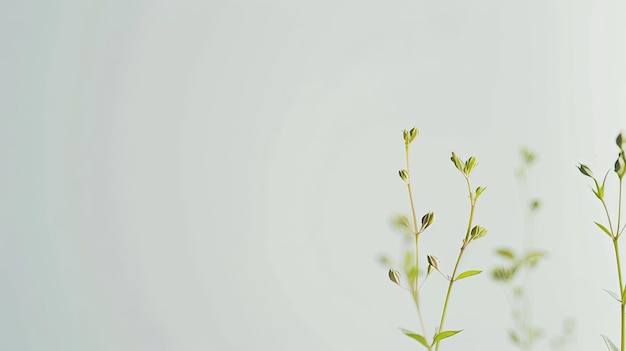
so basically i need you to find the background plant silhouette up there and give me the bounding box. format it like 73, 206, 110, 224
492, 148, 575, 351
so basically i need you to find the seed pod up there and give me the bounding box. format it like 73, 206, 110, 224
389, 268, 401, 285
615, 152, 626, 179
420, 211, 435, 231
427, 254, 440, 272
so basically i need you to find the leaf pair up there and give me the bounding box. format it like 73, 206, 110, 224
401, 328, 462, 349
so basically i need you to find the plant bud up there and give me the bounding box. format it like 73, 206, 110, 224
492, 267, 513, 281
427, 254, 440, 271
399, 169, 409, 183
420, 211, 435, 231
615, 152, 626, 179
577, 163, 593, 178
409, 127, 419, 143
617, 132, 625, 149
402, 129, 409, 143
470, 225, 488, 240
388, 268, 401, 285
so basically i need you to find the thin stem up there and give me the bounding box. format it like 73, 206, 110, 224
404, 143, 428, 339
614, 238, 624, 351
411, 290, 429, 348
618, 178, 624, 351
601, 198, 615, 235
618, 180, 623, 239
405, 144, 419, 289
435, 243, 468, 351
435, 178, 476, 351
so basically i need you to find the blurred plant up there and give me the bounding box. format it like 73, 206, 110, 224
493, 147, 575, 351
382, 127, 489, 350
578, 132, 626, 351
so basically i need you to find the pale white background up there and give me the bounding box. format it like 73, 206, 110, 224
2, 0, 626, 350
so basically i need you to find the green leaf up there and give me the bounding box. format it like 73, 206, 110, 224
496, 248, 515, 260
456, 270, 482, 281
450, 152, 464, 172
463, 156, 476, 174
432, 330, 462, 345
602, 334, 619, 351
595, 222, 613, 238
400, 329, 429, 348
604, 289, 622, 303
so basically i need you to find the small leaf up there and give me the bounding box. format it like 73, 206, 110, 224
496, 248, 516, 260
595, 222, 613, 238
451, 152, 464, 172
400, 329, 429, 349
456, 270, 482, 281
463, 156, 476, 174
432, 330, 462, 345
602, 334, 619, 351
475, 186, 486, 198
604, 289, 622, 303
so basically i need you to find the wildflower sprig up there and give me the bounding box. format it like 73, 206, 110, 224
578, 132, 626, 351
385, 128, 489, 351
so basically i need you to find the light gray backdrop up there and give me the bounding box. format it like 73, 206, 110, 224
1, 0, 626, 350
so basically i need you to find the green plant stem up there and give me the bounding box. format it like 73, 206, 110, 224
618, 178, 624, 351
618, 180, 623, 239
614, 238, 625, 351
435, 180, 476, 351
435, 242, 469, 351
411, 289, 430, 350
404, 143, 428, 340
